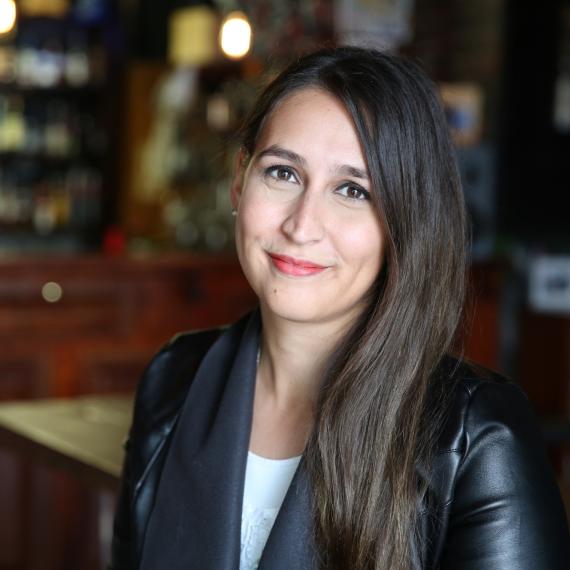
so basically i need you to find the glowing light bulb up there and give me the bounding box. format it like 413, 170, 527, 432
219, 11, 252, 60
0, 0, 16, 35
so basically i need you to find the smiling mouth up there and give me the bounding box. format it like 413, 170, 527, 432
267, 253, 329, 276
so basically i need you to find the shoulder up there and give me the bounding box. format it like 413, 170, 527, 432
130, 327, 224, 436
426, 356, 538, 511
435, 357, 534, 454
435, 357, 554, 485
128, 309, 257, 441
431, 357, 570, 568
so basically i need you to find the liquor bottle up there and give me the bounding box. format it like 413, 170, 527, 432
65, 31, 90, 87
0, 96, 26, 152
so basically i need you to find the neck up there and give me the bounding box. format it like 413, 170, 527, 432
257, 304, 355, 410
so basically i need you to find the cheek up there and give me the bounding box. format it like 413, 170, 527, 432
338, 221, 384, 275
237, 193, 284, 242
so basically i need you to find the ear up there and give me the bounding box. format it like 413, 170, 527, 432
230, 148, 248, 210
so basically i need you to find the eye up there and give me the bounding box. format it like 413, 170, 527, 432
265, 165, 299, 184
335, 183, 371, 201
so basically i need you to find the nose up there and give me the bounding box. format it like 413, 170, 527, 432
280, 187, 325, 244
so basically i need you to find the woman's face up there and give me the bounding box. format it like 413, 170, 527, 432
232, 88, 384, 329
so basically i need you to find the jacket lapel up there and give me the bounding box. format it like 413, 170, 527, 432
140, 311, 260, 570
259, 462, 319, 569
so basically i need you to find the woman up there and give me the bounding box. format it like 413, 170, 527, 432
111, 47, 570, 569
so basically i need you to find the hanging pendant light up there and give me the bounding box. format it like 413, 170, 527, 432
169, 1, 219, 66
0, 0, 16, 35
219, 10, 252, 60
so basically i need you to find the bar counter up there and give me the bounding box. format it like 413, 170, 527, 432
0, 395, 132, 490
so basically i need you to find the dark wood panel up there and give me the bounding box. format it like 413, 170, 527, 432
0, 451, 26, 569
518, 312, 570, 417
460, 262, 503, 372
0, 254, 257, 570
77, 350, 153, 394
0, 357, 46, 400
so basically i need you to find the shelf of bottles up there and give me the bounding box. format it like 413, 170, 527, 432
0, 4, 115, 252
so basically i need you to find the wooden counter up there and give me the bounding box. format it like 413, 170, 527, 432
0, 396, 132, 491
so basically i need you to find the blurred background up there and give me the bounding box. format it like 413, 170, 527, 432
0, 0, 568, 568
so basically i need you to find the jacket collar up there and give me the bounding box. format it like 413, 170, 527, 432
139, 310, 317, 569
260, 462, 319, 568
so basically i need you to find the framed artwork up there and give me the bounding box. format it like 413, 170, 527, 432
334, 0, 415, 50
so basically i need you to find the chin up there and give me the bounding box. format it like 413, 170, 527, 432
260, 289, 325, 324
260, 288, 361, 328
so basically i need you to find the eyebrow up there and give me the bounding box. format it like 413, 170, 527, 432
256, 145, 307, 167
256, 144, 369, 181
334, 164, 368, 180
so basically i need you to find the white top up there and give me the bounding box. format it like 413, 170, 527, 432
240, 451, 302, 570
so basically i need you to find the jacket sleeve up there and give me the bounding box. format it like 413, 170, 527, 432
440, 381, 570, 570
107, 337, 187, 570
109, 436, 134, 569
107, 327, 225, 569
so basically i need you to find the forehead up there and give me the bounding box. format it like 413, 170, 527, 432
254, 88, 367, 167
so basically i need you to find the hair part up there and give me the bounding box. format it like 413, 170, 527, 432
238, 46, 467, 569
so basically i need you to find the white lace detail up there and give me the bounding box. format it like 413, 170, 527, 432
239, 451, 302, 570
240, 499, 279, 570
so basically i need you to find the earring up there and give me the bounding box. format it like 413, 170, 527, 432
231, 208, 237, 217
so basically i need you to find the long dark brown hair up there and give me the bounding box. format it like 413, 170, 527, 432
238, 47, 467, 569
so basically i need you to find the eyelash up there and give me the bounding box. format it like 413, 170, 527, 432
265, 165, 299, 184
263, 165, 371, 202
336, 184, 371, 202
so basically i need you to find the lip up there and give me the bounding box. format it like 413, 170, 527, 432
267, 253, 329, 276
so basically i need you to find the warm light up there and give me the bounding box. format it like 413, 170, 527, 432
0, 0, 17, 35
219, 11, 252, 59
169, 6, 218, 66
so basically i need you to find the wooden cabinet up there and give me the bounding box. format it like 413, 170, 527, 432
0, 253, 257, 569
0, 254, 257, 398
518, 310, 570, 514
464, 262, 504, 371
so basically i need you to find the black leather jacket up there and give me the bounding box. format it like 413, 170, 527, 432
111, 314, 570, 569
